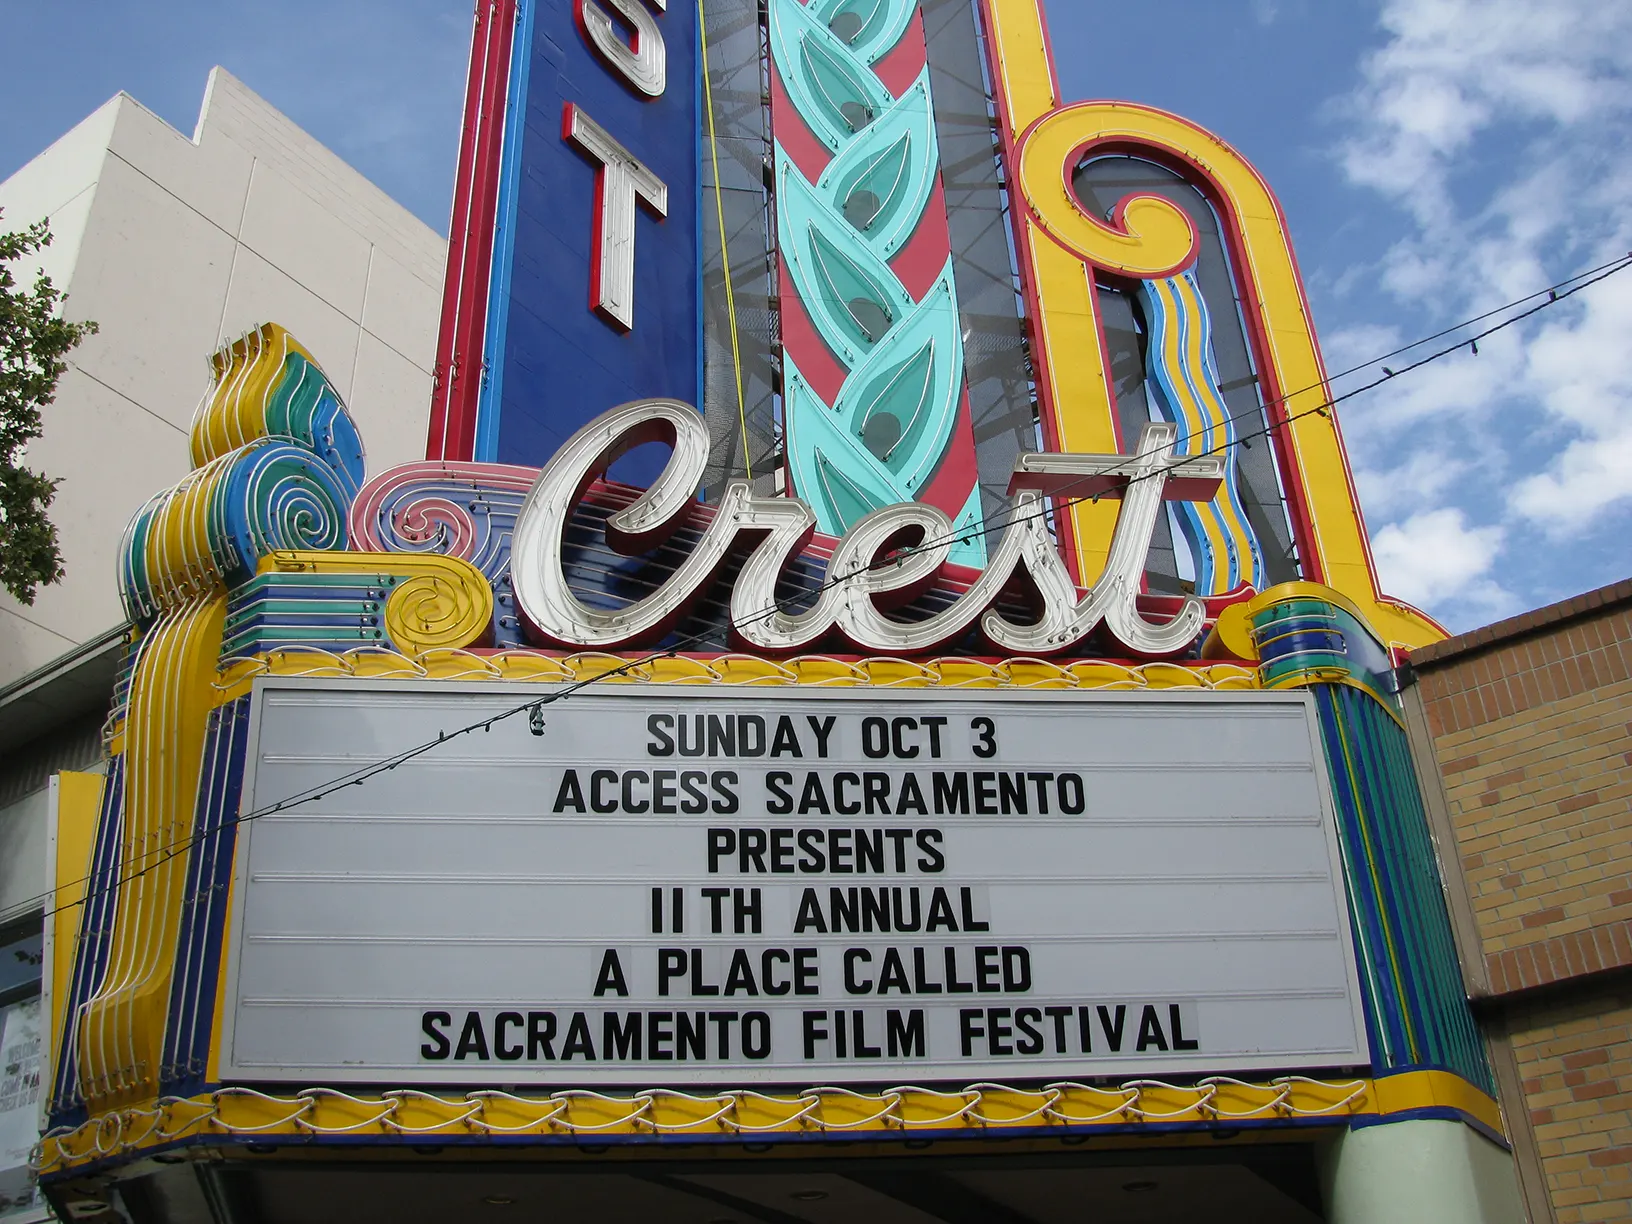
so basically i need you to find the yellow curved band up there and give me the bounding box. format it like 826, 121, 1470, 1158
986, 0, 1443, 651
191, 323, 316, 468
1018, 106, 1197, 277
262, 551, 494, 654
36, 1068, 1502, 1174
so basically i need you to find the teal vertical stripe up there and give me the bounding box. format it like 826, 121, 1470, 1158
1314, 684, 1494, 1095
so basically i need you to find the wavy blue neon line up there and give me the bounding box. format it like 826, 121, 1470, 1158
1173, 289, 1222, 589
1357, 691, 1492, 1091
161, 701, 242, 1094
159, 702, 217, 1087
474, 0, 536, 465
1139, 274, 1265, 593
1312, 687, 1407, 1069
1169, 284, 1237, 588
1339, 691, 1427, 1065
1354, 691, 1446, 1069
164, 699, 250, 1098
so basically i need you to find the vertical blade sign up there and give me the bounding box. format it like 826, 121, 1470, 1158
431, 0, 701, 482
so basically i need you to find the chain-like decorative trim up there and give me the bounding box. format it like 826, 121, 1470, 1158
209, 646, 1257, 699
36, 1076, 1369, 1172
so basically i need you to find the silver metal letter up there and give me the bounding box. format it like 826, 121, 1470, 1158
564, 104, 668, 331
511, 399, 835, 652
509, 403, 1226, 658
1003, 421, 1225, 657
511, 398, 721, 647
577, 0, 667, 98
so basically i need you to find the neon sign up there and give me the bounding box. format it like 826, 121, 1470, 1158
36, 0, 1510, 1192
510, 398, 1224, 656
429, 0, 699, 472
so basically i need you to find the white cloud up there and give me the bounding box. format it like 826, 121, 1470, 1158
1341, 0, 1631, 211
1508, 269, 1632, 526
1334, 0, 1632, 594
1511, 426, 1632, 528
1352, 448, 1470, 521
1369, 508, 1511, 614
1321, 322, 1400, 380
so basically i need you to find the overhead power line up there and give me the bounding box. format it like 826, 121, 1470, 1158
921, 250, 1632, 559
18, 252, 1632, 927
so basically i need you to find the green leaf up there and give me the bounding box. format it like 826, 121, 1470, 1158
0, 210, 98, 604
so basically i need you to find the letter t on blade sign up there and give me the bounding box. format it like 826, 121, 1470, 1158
563, 103, 669, 331
1009, 421, 1224, 588
1008, 422, 1224, 502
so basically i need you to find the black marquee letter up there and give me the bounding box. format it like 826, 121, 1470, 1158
420, 1011, 451, 1060
594, 948, 630, 997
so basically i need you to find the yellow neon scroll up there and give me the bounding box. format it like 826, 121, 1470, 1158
980, 0, 1442, 650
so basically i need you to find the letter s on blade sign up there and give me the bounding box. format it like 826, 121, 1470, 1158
577, 0, 668, 98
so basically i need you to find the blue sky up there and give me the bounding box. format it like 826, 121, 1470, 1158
1, 0, 1627, 632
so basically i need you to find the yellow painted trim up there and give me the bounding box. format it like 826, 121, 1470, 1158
36, 1070, 1501, 1173
1019, 110, 1197, 278
76, 594, 226, 1111
1371, 1069, 1506, 1138
1245, 581, 1408, 725
1248, 580, 1378, 632
191, 323, 320, 467
259, 549, 494, 655
980, 0, 1445, 651
1015, 103, 1446, 649
981, 0, 1057, 133
1022, 219, 1122, 576
1202, 602, 1258, 662
47, 771, 104, 1104
209, 647, 1259, 702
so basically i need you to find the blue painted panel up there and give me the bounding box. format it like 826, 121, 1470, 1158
482, 0, 701, 484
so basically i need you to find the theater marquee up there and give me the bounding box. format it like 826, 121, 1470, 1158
37, 0, 1508, 1205
219, 681, 1366, 1085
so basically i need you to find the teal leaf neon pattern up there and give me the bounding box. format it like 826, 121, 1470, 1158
770, 1, 894, 153
778, 156, 914, 367
770, 0, 985, 566
784, 264, 967, 543
808, 0, 917, 64
818, 71, 938, 261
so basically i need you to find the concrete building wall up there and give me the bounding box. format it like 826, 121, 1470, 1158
0, 67, 447, 689
1408, 579, 1632, 1224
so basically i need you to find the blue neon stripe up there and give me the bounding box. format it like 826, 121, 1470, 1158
474, 0, 537, 464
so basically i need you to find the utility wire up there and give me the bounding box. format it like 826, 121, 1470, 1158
905, 250, 1632, 561
1315, 251, 1632, 387
20, 253, 1632, 928
931, 249, 1632, 557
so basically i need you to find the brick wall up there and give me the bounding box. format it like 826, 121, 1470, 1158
1411, 578, 1632, 1224
1414, 582, 1632, 989
1503, 987, 1632, 1223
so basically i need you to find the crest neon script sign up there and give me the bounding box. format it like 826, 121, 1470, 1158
510, 399, 1228, 658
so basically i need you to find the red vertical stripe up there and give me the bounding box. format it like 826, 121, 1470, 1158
427, 0, 517, 461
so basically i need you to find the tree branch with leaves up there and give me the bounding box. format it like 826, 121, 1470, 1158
0, 212, 97, 605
